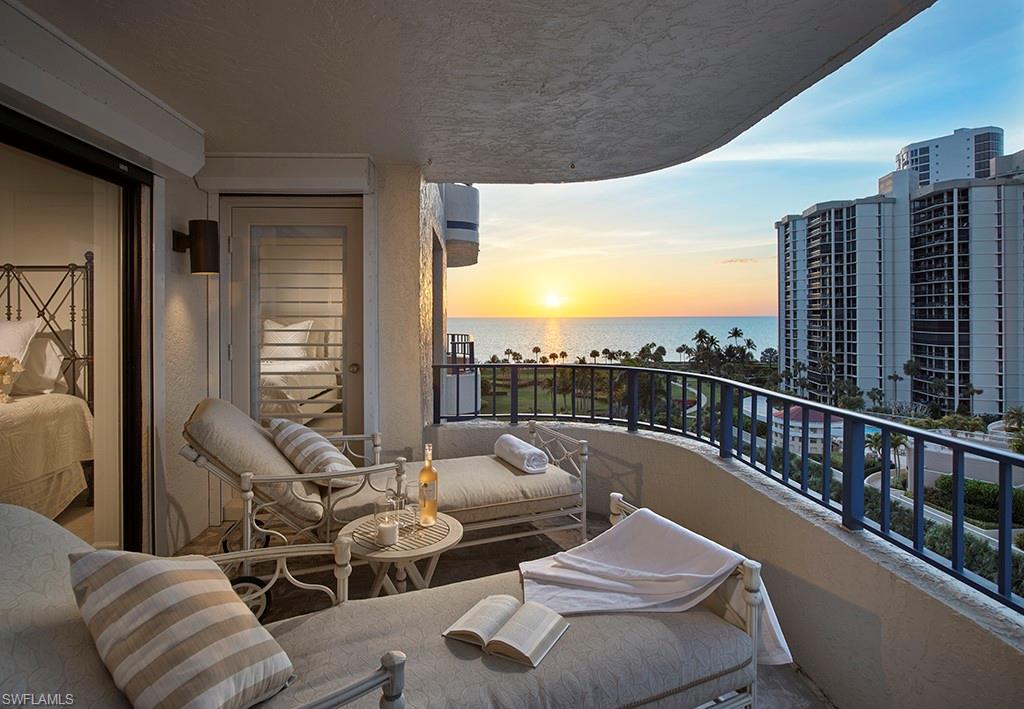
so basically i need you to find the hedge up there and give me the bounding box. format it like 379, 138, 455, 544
927, 475, 1024, 527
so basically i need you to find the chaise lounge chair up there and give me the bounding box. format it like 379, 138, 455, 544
180, 398, 587, 555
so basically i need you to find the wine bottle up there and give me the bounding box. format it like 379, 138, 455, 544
419, 444, 438, 527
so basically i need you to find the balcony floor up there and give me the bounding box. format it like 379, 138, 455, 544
182, 515, 832, 708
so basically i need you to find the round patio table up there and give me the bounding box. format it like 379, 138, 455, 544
340, 511, 464, 596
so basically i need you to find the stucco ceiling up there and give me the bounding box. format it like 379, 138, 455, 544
22, 0, 933, 183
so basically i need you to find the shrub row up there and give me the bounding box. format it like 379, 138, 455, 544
929, 474, 1024, 526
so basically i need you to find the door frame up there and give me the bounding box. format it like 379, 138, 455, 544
1, 105, 152, 551
214, 193, 379, 519
220, 197, 364, 431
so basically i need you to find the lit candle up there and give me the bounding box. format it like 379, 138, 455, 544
377, 519, 398, 545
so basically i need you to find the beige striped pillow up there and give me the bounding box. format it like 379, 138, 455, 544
69, 550, 294, 709
269, 418, 359, 488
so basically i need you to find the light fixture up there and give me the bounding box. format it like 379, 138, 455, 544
172, 219, 220, 275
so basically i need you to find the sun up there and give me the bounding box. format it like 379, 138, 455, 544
543, 291, 565, 309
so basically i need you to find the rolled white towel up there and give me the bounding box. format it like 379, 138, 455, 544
494, 434, 548, 474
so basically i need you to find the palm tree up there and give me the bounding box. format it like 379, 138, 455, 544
1004, 406, 1024, 432
744, 338, 757, 354
539, 356, 549, 364
867, 388, 885, 409
532, 346, 541, 360
676, 345, 686, 361
589, 349, 600, 363
728, 326, 743, 345
504, 347, 513, 360
559, 350, 568, 363
890, 433, 908, 489
601, 347, 611, 362
866, 432, 883, 463
886, 371, 904, 402
693, 329, 711, 347
959, 382, 982, 414
548, 352, 558, 363
903, 359, 921, 378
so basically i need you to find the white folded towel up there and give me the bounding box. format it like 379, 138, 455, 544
520, 508, 793, 665
494, 434, 548, 474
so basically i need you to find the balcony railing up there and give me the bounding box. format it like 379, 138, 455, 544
431, 362, 1024, 614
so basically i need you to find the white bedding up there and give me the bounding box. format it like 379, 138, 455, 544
0, 393, 92, 518
260, 358, 340, 420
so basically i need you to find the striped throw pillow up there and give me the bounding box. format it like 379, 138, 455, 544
69, 551, 294, 709
269, 418, 359, 488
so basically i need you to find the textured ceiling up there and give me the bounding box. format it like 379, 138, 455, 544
22, 0, 933, 183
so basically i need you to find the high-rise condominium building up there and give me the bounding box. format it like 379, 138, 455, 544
777, 132, 1023, 415
895, 126, 1004, 186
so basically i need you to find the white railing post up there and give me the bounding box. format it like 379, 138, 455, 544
579, 440, 589, 542
741, 560, 763, 708
240, 472, 255, 576
372, 432, 382, 465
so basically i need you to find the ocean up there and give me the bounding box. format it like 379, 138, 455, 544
448, 316, 778, 362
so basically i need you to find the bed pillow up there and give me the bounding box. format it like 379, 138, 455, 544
0, 317, 44, 362
261, 319, 313, 360
69, 549, 294, 709
12, 335, 67, 395
269, 418, 359, 488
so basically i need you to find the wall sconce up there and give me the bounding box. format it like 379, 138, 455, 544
172, 219, 220, 275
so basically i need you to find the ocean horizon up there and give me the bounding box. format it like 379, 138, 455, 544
448, 316, 778, 362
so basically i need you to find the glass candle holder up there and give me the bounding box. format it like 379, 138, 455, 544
375, 498, 399, 546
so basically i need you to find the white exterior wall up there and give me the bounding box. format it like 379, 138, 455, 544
881, 180, 913, 402
896, 127, 1004, 185
854, 202, 884, 395
967, 185, 1003, 414
1003, 184, 1024, 408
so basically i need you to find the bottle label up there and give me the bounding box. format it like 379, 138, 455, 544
420, 480, 437, 502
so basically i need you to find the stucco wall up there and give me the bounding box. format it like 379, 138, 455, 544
428, 421, 1024, 709
160, 174, 211, 553
376, 165, 444, 460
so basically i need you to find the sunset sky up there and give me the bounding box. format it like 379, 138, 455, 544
448, 0, 1024, 318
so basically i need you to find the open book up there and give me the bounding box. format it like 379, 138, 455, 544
443, 594, 569, 667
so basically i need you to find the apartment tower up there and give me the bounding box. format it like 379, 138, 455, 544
778, 129, 1022, 415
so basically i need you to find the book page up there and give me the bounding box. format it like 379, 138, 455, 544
487, 601, 569, 667
444, 595, 521, 646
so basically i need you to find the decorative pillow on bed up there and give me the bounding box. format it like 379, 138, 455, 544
269, 418, 359, 488
11, 334, 67, 395
260, 319, 314, 360
69, 550, 294, 709
0, 318, 44, 401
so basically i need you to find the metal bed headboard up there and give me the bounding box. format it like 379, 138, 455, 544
1, 251, 94, 411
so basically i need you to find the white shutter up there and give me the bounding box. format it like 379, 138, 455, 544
251, 227, 345, 433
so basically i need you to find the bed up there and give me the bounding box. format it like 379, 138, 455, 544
0, 394, 92, 518
0, 254, 94, 519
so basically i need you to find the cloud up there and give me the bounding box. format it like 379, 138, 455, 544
721, 257, 759, 264
695, 137, 901, 164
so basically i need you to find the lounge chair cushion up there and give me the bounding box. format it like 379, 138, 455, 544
184, 398, 324, 523
0, 504, 128, 707
326, 455, 582, 525
266, 571, 755, 708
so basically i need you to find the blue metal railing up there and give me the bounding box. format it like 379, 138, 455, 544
431, 362, 1024, 614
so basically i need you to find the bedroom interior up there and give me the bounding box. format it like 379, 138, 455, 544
0, 139, 128, 548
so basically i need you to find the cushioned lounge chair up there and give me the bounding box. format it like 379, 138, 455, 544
180, 398, 587, 554
1, 496, 763, 708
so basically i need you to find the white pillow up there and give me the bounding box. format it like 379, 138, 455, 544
12, 335, 67, 395
0, 317, 44, 362
261, 318, 313, 360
